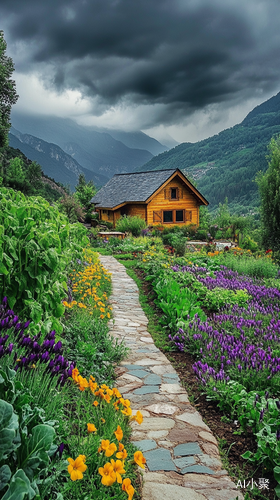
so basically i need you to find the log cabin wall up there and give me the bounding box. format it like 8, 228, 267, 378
99, 209, 114, 222
125, 204, 147, 221
147, 177, 199, 227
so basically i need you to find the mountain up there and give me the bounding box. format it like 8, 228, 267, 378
98, 129, 168, 155
138, 92, 280, 213
11, 113, 154, 178
9, 128, 108, 190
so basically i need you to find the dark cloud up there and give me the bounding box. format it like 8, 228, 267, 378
1, 0, 280, 128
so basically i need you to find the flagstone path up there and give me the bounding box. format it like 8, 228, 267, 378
99, 255, 244, 500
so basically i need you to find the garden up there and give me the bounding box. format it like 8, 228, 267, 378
0, 185, 145, 500
90, 212, 280, 499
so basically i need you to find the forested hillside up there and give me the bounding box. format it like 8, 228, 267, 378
139, 92, 280, 213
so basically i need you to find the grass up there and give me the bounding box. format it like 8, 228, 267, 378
116, 258, 172, 352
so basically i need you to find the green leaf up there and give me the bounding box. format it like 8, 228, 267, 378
54, 303, 65, 318
0, 261, 8, 275
22, 424, 55, 476
0, 400, 19, 461
0, 465, 11, 492
2, 470, 36, 500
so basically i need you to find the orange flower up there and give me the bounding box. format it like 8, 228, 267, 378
87, 423, 97, 433
104, 394, 111, 404
131, 410, 143, 425
134, 450, 146, 469
121, 406, 132, 417
110, 459, 126, 484
100, 440, 117, 457
71, 367, 79, 382
89, 379, 98, 393
93, 400, 99, 407
116, 447, 128, 460
101, 418, 106, 423
112, 388, 122, 398
67, 455, 87, 481
77, 375, 89, 391
114, 425, 123, 441
98, 462, 116, 486
122, 478, 135, 500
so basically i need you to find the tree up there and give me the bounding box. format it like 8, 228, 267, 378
74, 173, 96, 220
256, 135, 280, 253
0, 31, 18, 147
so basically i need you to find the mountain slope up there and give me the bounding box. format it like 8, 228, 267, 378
139, 92, 280, 212
11, 113, 154, 176
9, 129, 108, 190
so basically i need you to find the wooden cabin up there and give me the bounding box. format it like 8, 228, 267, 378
90, 168, 208, 228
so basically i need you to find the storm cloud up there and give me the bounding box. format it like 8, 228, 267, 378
1, 0, 280, 136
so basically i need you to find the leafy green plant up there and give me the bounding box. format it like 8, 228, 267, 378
115, 215, 146, 237
0, 186, 88, 333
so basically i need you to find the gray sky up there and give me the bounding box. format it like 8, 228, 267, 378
2, 0, 280, 144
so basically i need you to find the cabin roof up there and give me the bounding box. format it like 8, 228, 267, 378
90, 168, 208, 209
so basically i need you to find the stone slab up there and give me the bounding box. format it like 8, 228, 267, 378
176, 412, 210, 431
145, 403, 178, 415
127, 369, 151, 378
144, 448, 177, 472
135, 358, 164, 365
199, 454, 222, 469
144, 374, 162, 385
147, 430, 169, 439
161, 384, 186, 394
134, 386, 160, 395
132, 417, 175, 431
174, 443, 203, 457
181, 465, 215, 475
174, 456, 196, 468
150, 365, 177, 375
168, 428, 199, 443
132, 439, 157, 452
199, 431, 218, 445
142, 483, 207, 500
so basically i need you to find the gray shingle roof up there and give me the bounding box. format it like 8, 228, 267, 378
90, 169, 178, 208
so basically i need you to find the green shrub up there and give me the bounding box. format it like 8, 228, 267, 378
116, 215, 146, 236
240, 235, 259, 252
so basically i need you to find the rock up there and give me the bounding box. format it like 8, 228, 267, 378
181, 464, 215, 475
142, 483, 207, 500
168, 428, 199, 443
145, 404, 178, 415
199, 431, 218, 445
201, 443, 220, 458
132, 417, 175, 431
144, 448, 177, 471
176, 412, 210, 431
147, 430, 170, 439
174, 443, 203, 457
161, 384, 186, 394
132, 439, 157, 452
150, 365, 177, 375
134, 386, 160, 395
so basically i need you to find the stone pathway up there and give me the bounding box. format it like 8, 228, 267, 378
99, 255, 243, 500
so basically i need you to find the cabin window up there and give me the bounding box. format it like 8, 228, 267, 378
162, 209, 187, 224
170, 188, 178, 199
163, 210, 173, 223
176, 210, 184, 222
102, 209, 108, 215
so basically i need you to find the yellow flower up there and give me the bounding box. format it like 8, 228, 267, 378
134, 450, 146, 469
98, 462, 116, 486
107, 313, 111, 318
121, 406, 132, 417
100, 307, 105, 313
122, 478, 135, 500
112, 388, 122, 398
104, 393, 111, 404
110, 459, 125, 484
87, 423, 97, 433
131, 410, 143, 425
114, 425, 123, 441
67, 455, 87, 481
93, 400, 99, 407
100, 314, 105, 319
116, 447, 127, 460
